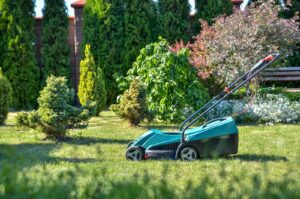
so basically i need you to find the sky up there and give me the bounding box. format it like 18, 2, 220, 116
35, 0, 196, 17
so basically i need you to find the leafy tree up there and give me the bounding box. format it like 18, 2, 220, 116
41, 0, 70, 85
16, 76, 91, 138
78, 45, 107, 116
158, 0, 191, 43
111, 78, 152, 125
0, 0, 39, 109
83, 0, 125, 105
196, 0, 233, 25
123, 39, 210, 123
122, 0, 158, 74
0, 68, 12, 125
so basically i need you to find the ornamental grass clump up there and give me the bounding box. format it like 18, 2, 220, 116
16, 76, 91, 138
0, 69, 12, 125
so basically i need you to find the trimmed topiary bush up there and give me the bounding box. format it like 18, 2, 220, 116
16, 76, 91, 138
111, 78, 152, 125
122, 39, 210, 123
0, 68, 12, 125
78, 44, 107, 116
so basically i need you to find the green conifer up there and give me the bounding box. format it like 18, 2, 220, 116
41, 0, 70, 85
158, 0, 191, 43
122, 0, 158, 73
78, 45, 107, 116
83, 0, 125, 104
0, 68, 12, 124
0, 0, 39, 109
196, 0, 233, 25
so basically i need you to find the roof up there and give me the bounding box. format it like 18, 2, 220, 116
70, 0, 242, 9
71, 0, 86, 8
232, 0, 243, 4
35, 16, 74, 20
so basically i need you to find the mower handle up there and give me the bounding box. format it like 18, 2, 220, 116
179, 53, 280, 143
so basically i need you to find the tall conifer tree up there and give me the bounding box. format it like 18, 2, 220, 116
158, 0, 190, 43
0, 0, 39, 109
41, 0, 70, 85
83, 0, 125, 104
196, 0, 233, 25
123, 0, 158, 73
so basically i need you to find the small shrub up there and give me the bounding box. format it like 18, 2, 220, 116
123, 39, 210, 123
78, 44, 107, 116
0, 69, 12, 125
16, 76, 91, 138
111, 78, 152, 125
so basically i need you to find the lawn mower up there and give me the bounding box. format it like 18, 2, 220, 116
126, 53, 280, 161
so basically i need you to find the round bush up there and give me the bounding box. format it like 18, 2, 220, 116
16, 76, 91, 138
111, 78, 152, 125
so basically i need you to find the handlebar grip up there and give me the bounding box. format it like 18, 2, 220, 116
264, 54, 274, 62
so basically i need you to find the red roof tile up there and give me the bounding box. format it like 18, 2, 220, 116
70, 0, 241, 9
71, 0, 86, 8
232, 0, 243, 4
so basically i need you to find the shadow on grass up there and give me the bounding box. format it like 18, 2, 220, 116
64, 136, 132, 145
0, 143, 100, 168
226, 154, 288, 162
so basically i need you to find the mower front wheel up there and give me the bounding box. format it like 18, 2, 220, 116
179, 146, 198, 161
126, 146, 144, 161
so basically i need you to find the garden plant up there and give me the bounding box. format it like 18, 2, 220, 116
120, 39, 210, 122
16, 76, 91, 138
78, 44, 107, 116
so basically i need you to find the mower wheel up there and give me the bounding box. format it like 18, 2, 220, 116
179, 146, 198, 161
126, 146, 144, 161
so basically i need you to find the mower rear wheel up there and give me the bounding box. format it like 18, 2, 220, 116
180, 146, 198, 161
126, 146, 144, 161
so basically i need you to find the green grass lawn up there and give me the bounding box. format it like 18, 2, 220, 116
0, 111, 299, 198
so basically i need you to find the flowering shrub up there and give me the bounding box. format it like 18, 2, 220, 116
205, 94, 300, 125
189, 1, 300, 86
